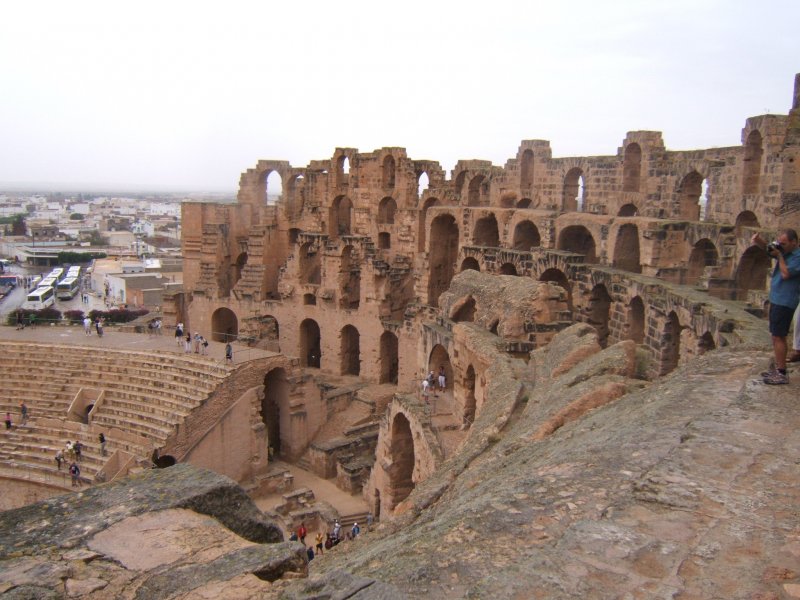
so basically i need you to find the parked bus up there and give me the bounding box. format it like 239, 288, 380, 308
67, 266, 81, 279
28, 275, 42, 289
56, 277, 80, 300
48, 268, 64, 281
22, 286, 55, 310
0, 274, 18, 288
39, 276, 58, 290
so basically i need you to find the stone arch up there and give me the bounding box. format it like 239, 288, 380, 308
623, 143, 642, 192
380, 331, 399, 384
460, 257, 480, 272
473, 214, 500, 247
627, 296, 645, 344
662, 311, 683, 375
743, 130, 763, 195
450, 295, 476, 322
540, 268, 573, 310
299, 242, 321, 285
488, 318, 500, 335
378, 232, 391, 249
211, 307, 238, 342
512, 220, 541, 250
285, 175, 305, 218
378, 197, 397, 224
617, 203, 639, 217
517, 198, 532, 209
427, 214, 459, 306
418, 197, 440, 252
686, 238, 718, 285
612, 224, 641, 273
383, 155, 396, 189
340, 325, 360, 376
336, 155, 350, 187
256, 314, 280, 347
339, 245, 360, 310
563, 167, 585, 212
677, 171, 703, 220
454, 171, 468, 197
698, 331, 716, 355
417, 171, 429, 198
330, 195, 352, 238
262, 170, 283, 205
262, 368, 288, 457
463, 364, 477, 427
300, 319, 321, 368
499, 263, 518, 275
232, 252, 248, 289
520, 149, 534, 189
499, 192, 517, 208
588, 284, 612, 348
388, 413, 415, 509
557, 225, 597, 263
735, 210, 760, 231
468, 175, 487, 207
734, 245, 771, 300
428, 344, 454, 391
288, 228, 300, 246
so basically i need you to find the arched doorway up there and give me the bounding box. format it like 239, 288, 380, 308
427, 214, 459, 306
734, 245, 771, 300
460, 257, 480, 272
418, 197, 440, 252
588, 284, 612, 348
734, 210, 760, 232
389, 413, 414, 509
557, 225, 597, 263
623, 143, 642, 192
380, 331, 398, 384
627, 296, 645, 344
262, 368, 287, 458
451, 296, 476, 322
341, 325, 360, 376
473, 214, 499, 247
540, 268, 573, 310
677, 171, 703, 220
517, 198, 532, 209
330, 195, 352, 238
378, 197, 397, 224
339, 245, 360, 310
499, 263, 518, 275
563, 168, 585, 212
335, 155, 350, 187
263, 170, 282, 205
698, 331, 716, 355
617, 203, 639, 217
417, 171, 429, 198
232, 252, 248, 291
662, 311, 682, 375
612, 224, 641, 273
512, 220, 541, 250
428, 344, 454, 391
463, 364, 476, 428
686, 239, 718, 285
211, 307, 238, 342
300, 319, 321, 368
468, 175, 487, 207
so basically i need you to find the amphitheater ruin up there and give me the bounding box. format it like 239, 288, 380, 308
1, 74, 799, 593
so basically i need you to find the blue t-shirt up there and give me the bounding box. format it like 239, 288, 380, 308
769, 248, 800, 308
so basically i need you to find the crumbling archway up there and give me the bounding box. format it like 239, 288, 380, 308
428, 344, 454, 392
627, 296, 645, 344
460, 257, 480, 272
499, 263, 518, 275
231, 252, 248, 291
588, 284, 612, 348
388, 413, 415, 509
211, 307, 238, 342
463, 364, 476, 428
427, 214, 459, 306
563, 168, 585, 212
734, 245, 771, 300
468, 175, 487, 207
380, 331, 398, 384
742, 130, 763, 195
341, 325, 360, 376
686, 239, 718, 286
557, 225, 597, 263
512, 220, 541, 250
330, 195, 352, 238
262, 368, 287, 458
300, 319, 321, 368
677, 171, 703, 221
299, 242, 321, 285
450, 295, 476, 322
540, 268, 573, 310
612, 224, 641, 273
661, 311, 683, 375
378, 197, 397, 224
473, 214, 500, 247
623, 143, 642, 192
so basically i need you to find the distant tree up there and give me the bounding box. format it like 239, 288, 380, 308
69, 213, 85, 221
57, 251, 107, 263
0, 214, 26, 235
86, 230, 108, 246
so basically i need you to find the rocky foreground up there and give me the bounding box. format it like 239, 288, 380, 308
1, 325, 799, 599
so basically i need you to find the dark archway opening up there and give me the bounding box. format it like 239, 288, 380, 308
378, 197, 397, 224
520, 149, 534, 189
468, 175, 487, 207
463, 364, 476, 427
380, 331, 399, 384
300, 319, 321, 368
211, 307, 238, 342
734, 245, 771, 300
627, 296, 645, 344
661, 311, 682, 375
428, 344, 454, 392
389, 413, 414, 509
617, 203, 639, 217
686, 239, 718, 285
451, 296, 476, 322
460, 257, 480, 272
512, 220, 541, 251
588, 284, 612, 348
473, 214, 500, 247
341, 325, 360, 376
299, 242, 321, 285
612, 224, 641, 273
557, 225, 597, 263
427, 214, 459, 306
262, 368, 287, 458
330, 195, 352, 238
418, 197, 440, 252
678, 171, 703, 221
499, 263, 518, 275
540, 268, 573, 311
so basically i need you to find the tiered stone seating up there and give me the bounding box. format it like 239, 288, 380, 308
0, 341, 236, 490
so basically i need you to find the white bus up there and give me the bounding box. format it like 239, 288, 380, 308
28, 275, 42, 289
67, 266, 81, 279
39, 276, 58, 290
56, 277, 80, 300
48, 268, 64, 281
22, 286, 55, 310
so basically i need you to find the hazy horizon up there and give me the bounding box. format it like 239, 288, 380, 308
1, 0, 798, 191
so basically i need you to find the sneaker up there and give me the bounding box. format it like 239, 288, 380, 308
763, 371, 789, 385
760, 368, 777, 378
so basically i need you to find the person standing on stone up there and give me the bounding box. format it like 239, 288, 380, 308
175, 322, 184, 346
83, 316, 92, 336
69, 462, 81, 487
99, 432, 107, 456
20, 401, 28, 426
438, 366, 446, 392
225, 342, 233, 363
55, 449, 64, 470
297, 522, 307, 545
751, 229, 800, 384
73, 440, 83, 462
315, 532, 324, 555
4, 412, 12, 430
366, 511, 374, 531
185, 332, 192, 354
351, 522, 360, 538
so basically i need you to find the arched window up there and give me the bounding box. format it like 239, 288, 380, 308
677, 171, 703, 220
512, 220, 541, 251
378, 197, 397, 224
557, 225, 597, 263
265, 171, 282, 205
563, 168, 585, 212
473, 214, 500, 247
623, 143, 642, 192
742, 130, 763, 195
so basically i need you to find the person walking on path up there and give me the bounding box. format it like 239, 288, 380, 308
175, 322, 184, 346
69, 462, 81, 487
19, 401, 28, 426
315, 532, 325, 555
751, 229, 800, 384
225, 342, 233, 363
185, 332, 192, 354
4, 412, 12, 430
99, 432, 107, 456
83, 316, 92, 336
297, 522, 307, 545
55, 449, 64, 470
438, 366, 446, 392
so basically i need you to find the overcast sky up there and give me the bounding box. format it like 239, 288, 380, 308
1, 0, 798, 192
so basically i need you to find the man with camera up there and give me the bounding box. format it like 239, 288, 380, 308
751, 229, 800, 384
